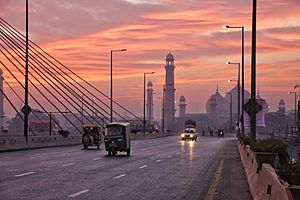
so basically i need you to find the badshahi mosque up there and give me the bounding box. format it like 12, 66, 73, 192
146, 53, 270, 133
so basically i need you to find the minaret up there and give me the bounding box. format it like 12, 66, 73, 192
278, 99, 285, 113
179, 95, 186, 118
163, 53, 175, 132
0, 69, 4, 129
146, 81, 154, 124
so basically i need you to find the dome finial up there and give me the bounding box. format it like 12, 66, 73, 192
216, 84, 219, 92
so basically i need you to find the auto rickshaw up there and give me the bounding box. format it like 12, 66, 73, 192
104, 122, 131, 156
82, 124, 102, 150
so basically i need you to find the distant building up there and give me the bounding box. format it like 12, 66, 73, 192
163, 53, 176, 133
173, 85, 271, 133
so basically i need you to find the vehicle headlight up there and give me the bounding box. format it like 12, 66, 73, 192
190, 134, 193, 137
181, 134, 185, 137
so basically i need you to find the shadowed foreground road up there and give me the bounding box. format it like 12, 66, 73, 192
0, 136, 251, 200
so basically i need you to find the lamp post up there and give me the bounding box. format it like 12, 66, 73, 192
143, 72, 155, 136
225, 25, 245, 136
23, 0, 30, 143
110, 49, 126, 123
250, 0, 257, 143
288, 92, 297, 130
226, 92, 233, 132
227, 61, 240, 135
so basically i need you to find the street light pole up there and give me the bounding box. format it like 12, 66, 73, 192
226, 92, 233, 132
225, 25, 245, 136
24, 0, 30, 143
226, 62, 240, 135
110, 49, 126, 123
143, 72, 155, 136
250, 0, 257, 143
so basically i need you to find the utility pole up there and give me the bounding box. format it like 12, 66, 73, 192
22, 0, 31, 143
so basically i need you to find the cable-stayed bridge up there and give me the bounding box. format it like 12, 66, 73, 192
0, 17, 141, 137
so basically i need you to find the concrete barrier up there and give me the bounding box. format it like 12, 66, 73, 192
237, 142, 293, 200
0, 135, 82, 152
0, 132, 178, 152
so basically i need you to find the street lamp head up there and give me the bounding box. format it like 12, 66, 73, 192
121, 49, 127, 51
151, 72, 155, 74
226, 61, 231, 65
222, 25, 230, 29
227, 79, 231, 82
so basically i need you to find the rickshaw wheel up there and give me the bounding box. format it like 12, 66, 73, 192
127, 149, 130, 156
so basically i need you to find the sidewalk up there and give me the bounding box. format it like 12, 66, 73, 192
214, 139, 252, 200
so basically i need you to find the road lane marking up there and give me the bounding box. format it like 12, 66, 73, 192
205, 158, 224, 200
93, 157, 102, 161
62, 163, 74, 167
68, 189, 90, 198
113, 174, 126, 179
168, 155, 172, 158
14, 171, 35, 177
176, 152, 180, 155
139, 165, 148, 169
156, 159, 162, 162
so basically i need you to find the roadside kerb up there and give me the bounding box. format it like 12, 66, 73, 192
237, 141, 293, 200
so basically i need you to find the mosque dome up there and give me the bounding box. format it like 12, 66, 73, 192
206, 87, 229, 117
166, 53, 174, 61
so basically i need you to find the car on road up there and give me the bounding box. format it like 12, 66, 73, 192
181, 128, 197, 141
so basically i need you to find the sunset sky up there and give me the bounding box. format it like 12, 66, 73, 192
0, 0, 299, 118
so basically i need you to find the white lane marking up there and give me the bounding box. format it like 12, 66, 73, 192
93, 157, 102, 161
14, 171, 35, 177
114, 174, 126, 179
139, 165, 148, 169
30, 155, 42, 159
176, 152, 180, 155
168, 155, 172, 158
68, 189, 90, 198
156, 159, 162, 163
62, 163, 74, 167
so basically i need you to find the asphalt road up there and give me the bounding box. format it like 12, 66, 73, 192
0, 136, 251, 200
